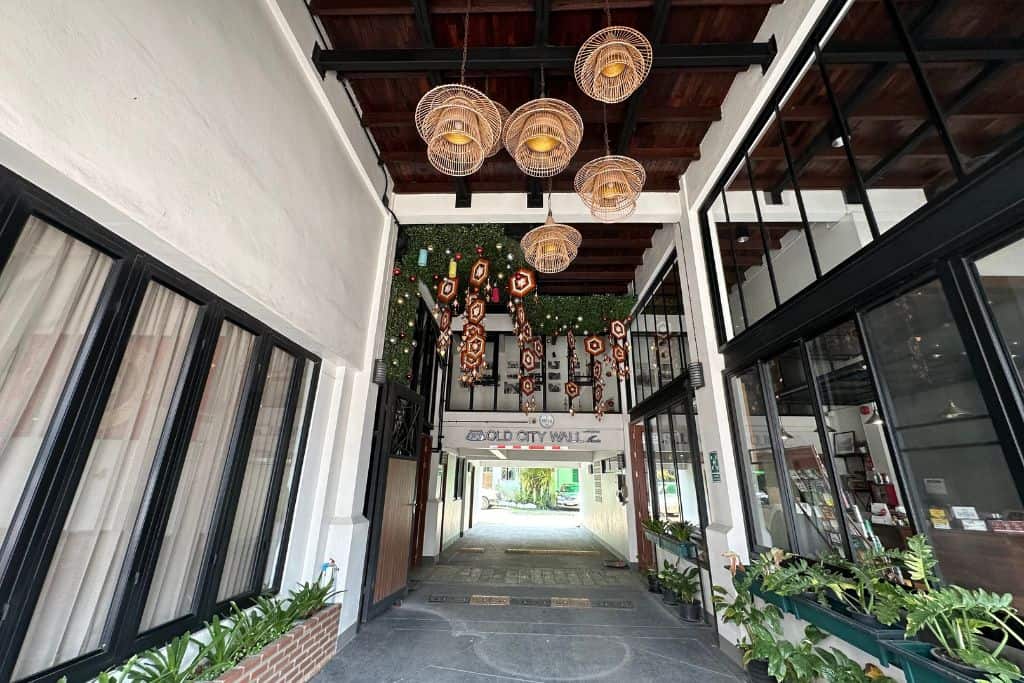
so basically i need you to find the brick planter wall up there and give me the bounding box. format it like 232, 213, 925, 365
215, 603, 341, 683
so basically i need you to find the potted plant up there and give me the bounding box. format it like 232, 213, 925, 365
675, 565, 703, 622
894, 535, 1024, 682
643, 565, 660, 593
713, 566, 785, 682
658, 561, 681, 605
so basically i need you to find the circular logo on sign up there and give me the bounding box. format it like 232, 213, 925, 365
539, 413, 555, 429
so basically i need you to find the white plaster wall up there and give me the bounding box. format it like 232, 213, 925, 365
0, 0, 387, 368
580, 467, 629, 559
441, 455, 463, 550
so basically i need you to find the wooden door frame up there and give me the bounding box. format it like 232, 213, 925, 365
411, 434, 432, 567
629, 421, 656, 570
360, 382, 425, 622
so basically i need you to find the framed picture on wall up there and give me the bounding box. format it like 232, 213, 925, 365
833, 431, 856, 455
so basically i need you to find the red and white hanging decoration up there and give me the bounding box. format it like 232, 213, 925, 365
609, 318, 631, 379
564, 328, 582, 415
507, 267, 538, 414
458, 258, 491, 385
434, 276, 459, 358
584, 334, 608, 420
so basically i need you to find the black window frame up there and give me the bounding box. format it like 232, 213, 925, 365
0, 166, 321, 683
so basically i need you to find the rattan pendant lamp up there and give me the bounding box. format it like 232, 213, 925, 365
414, 1, 501, 176
575, 105, 645, 222
574, 0, 653, 104
503, 68, 584, 177
521, 183, 582, 274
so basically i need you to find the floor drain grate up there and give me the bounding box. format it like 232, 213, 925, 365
469, 595, 512, 606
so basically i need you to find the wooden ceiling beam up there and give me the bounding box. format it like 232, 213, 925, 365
540, 269, 637, 281
361, 105, 722, 127
537, 283, 630, 295
311, 0, 781, 15
571, 254, 645, 266
381, 145, 700, 162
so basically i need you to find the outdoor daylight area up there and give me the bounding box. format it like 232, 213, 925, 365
2, 1, 1024, 682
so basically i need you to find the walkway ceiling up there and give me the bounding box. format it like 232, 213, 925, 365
310, 0, 782, 205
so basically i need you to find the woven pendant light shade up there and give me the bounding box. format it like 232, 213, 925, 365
574, 27, 653, 104
485, 101, 510, 157
415, 84, 502, 176
520, 213, 582, 274
503, 98, 584, 178
574, 155, 646, 222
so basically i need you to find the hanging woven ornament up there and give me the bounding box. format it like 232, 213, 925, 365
565, 329, 581, 415
507, 267, 538, 414
609, 318, 631, 379
435, 276, 459, 358
458, 258, 490, 385
584, 334, 607, 420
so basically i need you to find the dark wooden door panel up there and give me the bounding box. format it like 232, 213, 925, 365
373, 458, 418, 603
630, 422, 656, 570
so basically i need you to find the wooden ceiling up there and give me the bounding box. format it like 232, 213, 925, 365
717, 0, 1024, 288
502, 221, 661, 294
310, 0, 782, 201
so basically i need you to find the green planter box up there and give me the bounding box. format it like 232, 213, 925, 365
657, 534, 697, 560
880, 641, 987, 683
642, 529, 660, 546
747, 576, 791, 613
789, 596, 904, 668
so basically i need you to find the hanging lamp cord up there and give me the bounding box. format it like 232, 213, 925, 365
604, 0, 612, 26
460, 0, 471, 84
547, 179, 553, 220
603, 103, 611, 157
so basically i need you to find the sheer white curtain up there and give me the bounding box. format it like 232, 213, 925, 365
263, 359, 314, 589
13, 283, 198, 678
0, 217, 112, 551
139, 321, 255, 631
217, 348, 295, 600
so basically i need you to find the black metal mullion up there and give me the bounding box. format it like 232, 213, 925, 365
940, 261, 1024, 501
723, 372, 762, 554
721, 191, 750, 330
195, 336, 273, 617
798, 341, 854, 559
744, 153, 781, 307
757, 361, 802, 555
0, 256, 146, 681
250, 353, 305, 595
813, 47, 881, 240
665, 410, 686, 521
269, 359, 320, 593
642, 419, 662, 520
774, 103, 822, 279
881, 0, 965, 180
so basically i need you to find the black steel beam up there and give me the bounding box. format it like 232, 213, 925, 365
526, 0, 550, 209
616, 0, 673, 156
314, 41, 778, 75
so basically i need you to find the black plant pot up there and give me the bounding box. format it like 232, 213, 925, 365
678, 600, 702, 622
647, 574, 660, 593
661, 587, 679, 605
930, 647, 990, 679
848, 611, 886, 629
746, 659, 773, 683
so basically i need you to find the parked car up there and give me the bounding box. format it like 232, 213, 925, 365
479, 487, 497, 509
556, 483, 580, 510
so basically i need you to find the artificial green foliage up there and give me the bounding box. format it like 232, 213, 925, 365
523, 293, 636, 337
899, 536, 1024, 683
82, 579, 338, 681
382, 224, 636, 384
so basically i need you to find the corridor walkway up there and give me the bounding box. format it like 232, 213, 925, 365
315, 512, 743, 682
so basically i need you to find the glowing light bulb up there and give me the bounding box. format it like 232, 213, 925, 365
601, 62, 627, 78
542, 243, 558, 256
526, 134, 559, 153
599, 180, 625, 200
444, 131, 472, 145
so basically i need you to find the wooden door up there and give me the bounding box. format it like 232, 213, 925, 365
373, 458, 418, 602
362, 382, 424, 621
411, 434, 432, 566
629, 422, 656, 570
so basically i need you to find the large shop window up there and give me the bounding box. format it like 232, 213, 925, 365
630, 258, 688, 406
0, 175, 319, 682
862, 279, 1024, 606
701, 0, 1021, 343
643, 398, 705, 526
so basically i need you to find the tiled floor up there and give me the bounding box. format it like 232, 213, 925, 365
314, 510, 743, 682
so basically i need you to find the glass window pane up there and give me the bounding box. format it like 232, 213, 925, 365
645, 416, 667, 519
656, 412, 680, 520
731, 367, 792, 550
670, 403, 700, 525
140, 321, 256, 631
976, 238, 1024, 385
807, 320, 912, 559
263, 360, 315, 590
14, 283, 197, 678
825, 0, 958, 229
766, 346, 846, 558
711, 191, 749, 337
218, 348, 296, 601
749, 115, 818, 303
0, 217, 112, 551
778, 57, 872, 273
862, 279, 1024, 607
724, 160, 779, 325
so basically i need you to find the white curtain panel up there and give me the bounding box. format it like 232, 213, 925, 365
0, 217, 112, 550
14, 283, 198, 678
217, 348, 295, 601
139, 321, 255, 631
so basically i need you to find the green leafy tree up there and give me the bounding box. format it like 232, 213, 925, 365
519, 468, 555, 508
